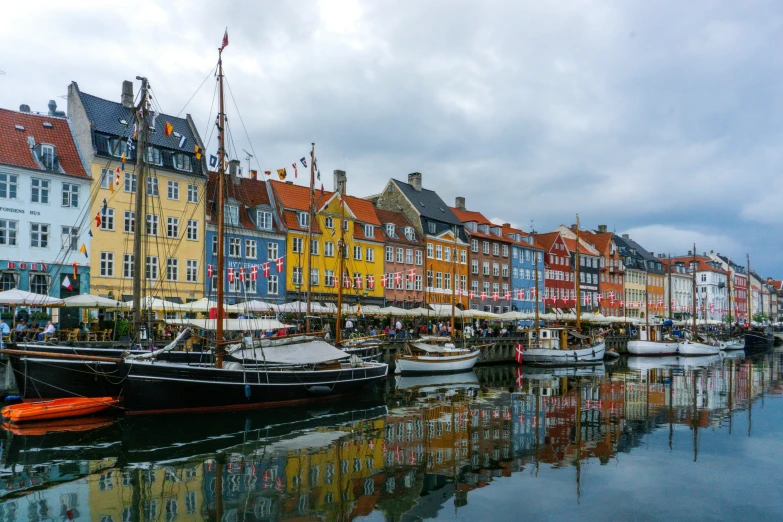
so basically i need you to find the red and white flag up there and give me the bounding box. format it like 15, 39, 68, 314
276, 257, 284, 273
407, 268, 416, 282
368, 274, 375, 289
515, 342, 524, 365
208, 265, 214, 278
394, 272, 402, 286
251, 266, 258, 281
262, 262, 270, 277
220, 29, 229, 51
492, 291, 499, 301
227, 267, 235, 282
239, 267, 245, 281
380, 274, 387, 288
62, 276, 73, 291
469, 290, 475, 299
480, 291, 487, 301
354, 276, 362, 289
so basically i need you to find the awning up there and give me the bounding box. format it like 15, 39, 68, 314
166, 318, 289, 331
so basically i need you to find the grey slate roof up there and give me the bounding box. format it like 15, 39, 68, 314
76, 88, 202, 152
392, 178, 463, 226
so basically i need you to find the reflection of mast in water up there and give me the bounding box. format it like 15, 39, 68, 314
692, 369, 699, 463
575, 382, 582, 503
748, 360, 753, 437
728, 359, 734, 435
535, 392, 540, 477
668, 368, 674, 451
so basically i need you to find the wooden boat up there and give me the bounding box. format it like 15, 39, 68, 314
1, 397, 119, 423
521, 327, 606, 366
717, 337, 745, 351
628, 323, 681, 356
678, 338, 721, 356
394, 342, 480, 374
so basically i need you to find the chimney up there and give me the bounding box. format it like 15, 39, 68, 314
47, 100, 65, 117
502, 223, 510, 227
570, 224, 577, 232
650, 252, 654, 257
597, 224, 607, 233
19, 104, 30, 113
408, 172, 422, 191
121, 80, 134, 108
455, 196, 466, 211
688, 250, 692, 256
333, 169, 347, 195
622, 234, 629, 239
229, 159, 241, 184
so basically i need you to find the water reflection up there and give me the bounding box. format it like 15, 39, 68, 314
1, 348, 782, 521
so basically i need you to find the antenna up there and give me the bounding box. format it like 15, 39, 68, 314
242, 149, 253, 178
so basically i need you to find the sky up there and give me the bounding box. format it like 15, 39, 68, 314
1, 0, 781, 275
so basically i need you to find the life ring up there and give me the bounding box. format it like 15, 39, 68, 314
631, 329, 638, 336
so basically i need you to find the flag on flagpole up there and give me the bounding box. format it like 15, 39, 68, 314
220, 29, 229, 51
164, 122, 174, 137
277, 168, 287, 180
94, 212, 102, 227
300, 157, 307, 168
276, 258, 284, 273
209, 155, 218, 168
62, 276, 73, 291
88, 230, 93, 237
194, 145, 202, 160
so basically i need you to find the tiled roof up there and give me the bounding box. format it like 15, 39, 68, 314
449, 206, 512, 243
375, 208, 423, 245
392, 178, 463, 226
270, 179, 334, 212
74, 83, 202, 152
344, 195, 381, 226
562, 237, 600, 257
669, 255, 727, 274
501, 224, 543, 251
767, 279, 783, 291
352, 222, 384, 242
532, 232, 563, 253
205, 174, 284, 233
584, 231, 614, 256
0, 108, 89, 178
282, 209, 323, 234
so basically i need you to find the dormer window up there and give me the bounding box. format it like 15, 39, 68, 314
404, 227, 414, 240
479, 224, 489, 234
225, 204, 239, 226
385, 223, 396, 237
466, 222, 477, 232
145, 146, 162, 166
110, 139, 129, 158
40, 144, 55, 171
492, 226, 501, 237
298, 212, 309, 228
174, 153, 192, 172
364, 224, 374, 238
257, 210, 272, 230
427, 221, 436, 234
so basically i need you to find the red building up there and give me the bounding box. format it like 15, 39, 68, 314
375, 208, 425, 308
533, 232, 574, 311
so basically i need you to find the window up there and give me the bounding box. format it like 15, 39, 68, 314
310, 268, 319, 286
123, 254, 134, 278
244, 278, 257, 293
493, 263, 499, 277
493, 243, 499, 256
146, 214, 159, 235
61, 226, 78, 251
146, 176, 159, 196
367, 247, 375, 262
38, 144, 55, 170
187, 183, 198, 203
386, 246, 394, 262
502, 264, 509, 277
405, 249, 413, 264
460, 249, 466, 264
354, 245, 362, 260
483, 241, 490, 254
385, 223, 395, 237
427, 243, 433, 258
174, 153, 191, 172
472, 239, 479, 252
101, 208, 115, 230
292, 237, 303, 253
31, 178, 50, 203
257, 210, 272, 229
268, 275, 279, 295
483, 262, 489, 276
167, 180, 179, 200
146, 256, 159, 280
166, 258, 178, 281
124, 211, 135, 233
124, 172, 136, 193
311, 240, 319, 255
436, 245, 442, 260
298, 212, 309, 228
364, 224, 374, 238
100, 252, 114, 277
444, 273, 451, 290
246, 240, 257, 259
325, 242, 335, 257
62, 183, 79, 207
395, 247, 403, 263
427, 270, 433, 288
428, 221, 436, 234
444, 247, 451, 262
415, 250, 423, 265
30, 223, 49, 248
325, 270, 335, 287
226, 205, 239, 226
415, 275, 423, 290
268, 242, 278, 260
229, 238, 241, 257
472, 260, 479, 274
110, 138, 128, 158
0, 272, 16, 290
435, 272, 442, 289
30, 273, 48, 294
0, 173, 18, 199
341, 219, 349, 231
502, 245, 509, 257
186, 219, 198, 240
145, 146, 161, 165
293, 267, 303, 285
461, 275, 467, 291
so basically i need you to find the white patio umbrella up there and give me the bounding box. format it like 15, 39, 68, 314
378, 306, 410, 316
429, 304, 466, 317
240, 300, 279, 313
62, 293, 129, 309
407, 307, 434, 317
178, 297, 244, 314
124, 296, 189, 312
0, 288, 64, 307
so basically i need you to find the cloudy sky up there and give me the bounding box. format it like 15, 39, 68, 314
2, 0, 781, 275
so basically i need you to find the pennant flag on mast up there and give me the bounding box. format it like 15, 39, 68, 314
164, 122, 174, 137
250, 170, 258, 180
209, 155, 218, 168
300, 157, 307, 168
178, 135, 187, 149
220, 29, 229, 51
72, 262, 78, 279
292, 163, 298, 178
62, 276, 73, 291
277, 168, 287, 180
79, 244, 88, 258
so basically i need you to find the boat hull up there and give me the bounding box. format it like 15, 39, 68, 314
718, 338, 745, 351
627, 340, 681, 356
523, 342, 605, 366
678, 341, 721, 356
118, 360, 389, 414
394, 351, 479, 374
745, 331, 773, 349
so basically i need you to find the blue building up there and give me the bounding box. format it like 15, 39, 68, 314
205, 168, 287, 304
504, 225, 544, 315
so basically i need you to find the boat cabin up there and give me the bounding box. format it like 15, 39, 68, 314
526, 328, 563, 349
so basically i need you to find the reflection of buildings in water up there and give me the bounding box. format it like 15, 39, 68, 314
0, 477, 90, 521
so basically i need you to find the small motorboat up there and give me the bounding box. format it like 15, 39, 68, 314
1, 397, 119, 423
717, 337, 745, 351
394, 342, 481, 374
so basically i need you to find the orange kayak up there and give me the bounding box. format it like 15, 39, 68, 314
1, 397, 119, 423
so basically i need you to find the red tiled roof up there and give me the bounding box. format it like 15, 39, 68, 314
344, 195, 381, 225
282, 209, 323, 234
768, 279, 783, 291
584, 231, 614, 256
374, 208, 423, 245
205, 174, 285, 233
562, 237, 600, 257
501, 224, 543, 250
449, 207, 511, 242
668, 255, 727, 274
352, 222, 384, 242
0, 108, 89, 178
269, 179, 334, 212
533, 232, 562, 253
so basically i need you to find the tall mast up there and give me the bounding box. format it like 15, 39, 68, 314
534, 248, 541, 347
215, 47, 227, 368
335, 185, 346, 344
574, 215, 581, 331
747, 254, 752, 324
692, 244, 697, 336
131, 77, 149, 327
305, 143, 315, 333
667, 254, 673, 320
727, 259, 733, 327
451, 225, 457, 340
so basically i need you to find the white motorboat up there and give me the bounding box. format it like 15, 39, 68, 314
520, 327, 606, 366
627, 324, 681, 356
678, 339, 721, 356
394, 342, 480, 374
717, 337, 745, 351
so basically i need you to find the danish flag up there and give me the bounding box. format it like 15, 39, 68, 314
208, 264, 213, 278
492, 291, 499, 301
504, 291, 511, 300
228, 267, 235, 282
276, 257, 284, 273
251, 266, 258, 281
469, 290, 475, 299
354, 276, 362, 289
515, 342, 524, 365
531, 287, 536, 297
239, 267, 245, 281
343, 274, 351, 288
380, 274, 387, 288
596, 293, 602, 303
368, 274, 375, 289
407, 268, 416, 282
262, 262, 270, 277
394, 272, 403, 286
480, 291, 486, 301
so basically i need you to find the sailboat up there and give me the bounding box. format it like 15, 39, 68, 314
111, 35, 388, 413
678, 245, 720, 356
743, 254, 773, 350
520, 216, 605, 366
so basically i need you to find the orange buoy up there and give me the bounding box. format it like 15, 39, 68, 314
1, 397, 119, 423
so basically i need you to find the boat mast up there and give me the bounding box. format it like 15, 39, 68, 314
747, 254, 752, 325
335, 184, 346, 344
574, 215, 581, 331
727, 259, 733, 328
305, 143, 315, 333
451, 225, 457, 340
131, 77, 149, 328
215, 47, 227, 368
667, 254, 673, 320
534, 248, 541, 348
691, 244, 697, 337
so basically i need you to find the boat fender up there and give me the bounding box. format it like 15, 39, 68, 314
592, 350, 595, 357
306, 385, 332, 395
3, 395, 21, 403
350, 355, 362, 368
245, 384, 251, 399
223, 361, 244, 371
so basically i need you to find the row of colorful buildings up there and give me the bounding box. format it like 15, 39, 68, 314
0, 80, 781, 324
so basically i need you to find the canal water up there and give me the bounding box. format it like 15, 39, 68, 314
1, 348, 782, 521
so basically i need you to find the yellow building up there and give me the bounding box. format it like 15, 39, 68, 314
67, 80, 207, 307
270, 177, 385, 306
623, 267, 647, 319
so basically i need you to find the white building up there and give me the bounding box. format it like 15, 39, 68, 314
670, 254, 728, 321
663, 260, 692, 318
0, 104, 92, 310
